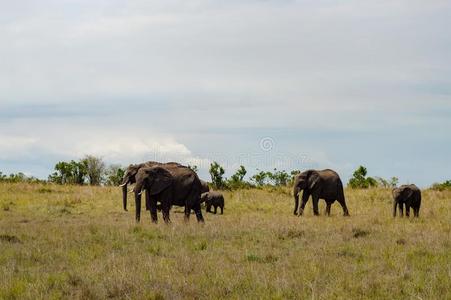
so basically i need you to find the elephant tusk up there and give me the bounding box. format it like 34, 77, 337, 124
119, 182, 127, 187
138, 191, 143, 196
129, 189, 135, 194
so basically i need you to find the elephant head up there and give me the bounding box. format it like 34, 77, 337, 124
392, 186, 414, 202
200, 180, 210, 194
133, 166, 173, 196
293, 170, 321, 215
119, 164, 142, 211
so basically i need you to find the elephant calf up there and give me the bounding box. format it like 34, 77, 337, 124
392, 184, 421, 218
201, 191, 224, 214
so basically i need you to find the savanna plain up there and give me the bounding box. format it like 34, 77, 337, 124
0, 182, 450, 299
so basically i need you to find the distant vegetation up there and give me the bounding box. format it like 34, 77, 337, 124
1, 158, 448, 191
348, 165, 398, 189
431, 180, 451, 191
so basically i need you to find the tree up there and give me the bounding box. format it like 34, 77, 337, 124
209, 162, 226, 189
250, 170, 271, 187
105, 165, 125, 186
348, 166, 377, 189
81, 155, 106, 186
48, 160, 87, 185
376, 176, 399, 188
268, 169, 290, 186
228, 165, 247, 189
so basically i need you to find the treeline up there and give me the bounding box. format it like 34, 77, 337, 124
1, 157, 450, 190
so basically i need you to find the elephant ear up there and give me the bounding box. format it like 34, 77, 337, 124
308, 171, 321, 190
147, 167, 173, 196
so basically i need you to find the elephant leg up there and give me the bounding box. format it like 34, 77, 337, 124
184, 205, 191, 222
221, 205, 224, 215
337, 199, 349, 216
193, 202, 204, 223
162, 203, 171, 224
312, 196, 320, 216
399, 203, 404, 217
147, 192, 158, 223
405, 204, 411, 218
326, 203, 331, 216
299, 193, 309, 216
214, 205, 217, 214
206, 204, 211, 213
135, 192, 142, 222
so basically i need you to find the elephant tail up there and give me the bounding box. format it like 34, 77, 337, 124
337, 181, 345, 201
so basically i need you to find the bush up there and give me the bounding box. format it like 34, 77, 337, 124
0, 172, 44, 184
431, 180, 451, 191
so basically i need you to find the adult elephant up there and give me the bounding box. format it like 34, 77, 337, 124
392, 184, 421, 218
293, 169, 350, 216
133, 165, 204, 223
200, 180, 210, 194
120, 161, 181, 212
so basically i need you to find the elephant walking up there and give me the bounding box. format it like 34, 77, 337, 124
293, 169, 349, 216
120, 162, 204, 223
392, 184, 421, 218
120, 161, 181, 212
201, 191, 224, 214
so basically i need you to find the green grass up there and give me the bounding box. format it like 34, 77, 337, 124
0, 183, 450, 299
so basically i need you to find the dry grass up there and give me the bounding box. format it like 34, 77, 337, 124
0, 182, 450, 299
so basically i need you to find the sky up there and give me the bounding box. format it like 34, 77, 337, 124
0, 0, 450, 186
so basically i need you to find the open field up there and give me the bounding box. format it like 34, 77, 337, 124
0, 183, 450, 299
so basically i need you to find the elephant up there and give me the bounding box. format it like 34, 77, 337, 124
201, 191, 224, 214
133, 165, 204, 223
293, 169, 349, 216
120, 161, 182, 212
200, 180, 210, 194
392, 184, 421, 218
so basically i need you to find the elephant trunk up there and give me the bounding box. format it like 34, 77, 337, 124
122, 183, 128, 211
293, 186, 300, 215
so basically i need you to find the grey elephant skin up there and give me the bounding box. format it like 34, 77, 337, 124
293, 169, 349, 216
133, 165, 204, 223
392, 184, 421, 217
201, 191, 224, 214
120, 161, 181, 212
200, 180, 210, 194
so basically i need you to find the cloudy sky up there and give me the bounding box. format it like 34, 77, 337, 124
1, 0, 450, 186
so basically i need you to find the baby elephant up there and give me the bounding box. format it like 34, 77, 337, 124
392, 184, 421, 218
201, 191, 224, 214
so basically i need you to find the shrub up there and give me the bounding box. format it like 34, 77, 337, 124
431, 180, 451, 191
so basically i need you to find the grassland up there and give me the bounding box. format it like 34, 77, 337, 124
0, 182, 450, 299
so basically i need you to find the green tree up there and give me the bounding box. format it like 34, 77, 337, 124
228, 165, 248, 189
209, 161, 226, 189
48, 160, 87, 185
348, 166, 378, 189
268, 169, 290, 186
250, 170, 271, 187
81, 155, 106, 186
105, 165, 125, 186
